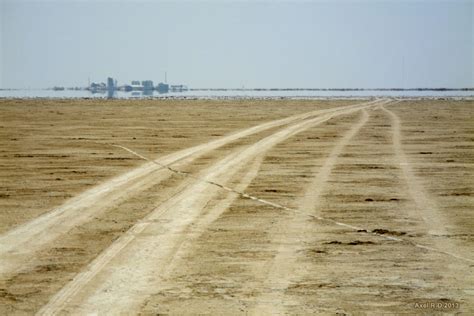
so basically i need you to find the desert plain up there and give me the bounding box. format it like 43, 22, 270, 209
0, 98, 473, 315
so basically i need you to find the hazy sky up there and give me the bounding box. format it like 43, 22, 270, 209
1, 0, 472, 89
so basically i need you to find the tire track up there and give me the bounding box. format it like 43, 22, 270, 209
155, 154, 266, 278
0, 100, 379, 277
381, 104, 472, 263
251, 108, 371, 315
381, 105, 448, 236
38, 157, 264, 316
37, 100, 381, 316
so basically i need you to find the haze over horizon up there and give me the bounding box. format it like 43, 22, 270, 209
0, 0, 472, 89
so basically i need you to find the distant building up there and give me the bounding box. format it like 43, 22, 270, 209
107, 77, 115, 91
107, 77, 116, 99
143, 89, 153, 96
170, 85, 188, 92
131, 80, 143, 91
89, 82, 106, 93
142, 80, 154, 91
157, 82, 169, 93
87, 77, 187, 95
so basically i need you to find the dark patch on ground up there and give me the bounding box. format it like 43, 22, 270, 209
372, 228, 406, 236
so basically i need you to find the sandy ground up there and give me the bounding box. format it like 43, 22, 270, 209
0, 98, 472, 315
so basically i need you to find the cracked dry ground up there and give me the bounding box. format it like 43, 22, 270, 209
0, 99, 473, 315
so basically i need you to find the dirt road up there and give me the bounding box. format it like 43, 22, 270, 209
0, 99, 377, 277
0, 98, 472, 315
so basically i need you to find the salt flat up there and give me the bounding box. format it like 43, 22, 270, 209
0, 98, 472, 314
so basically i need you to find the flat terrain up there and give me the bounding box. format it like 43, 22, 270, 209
0, 98, 472, 315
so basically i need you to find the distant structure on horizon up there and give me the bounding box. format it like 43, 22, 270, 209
107, 77, 114, 91
142, 80, 154, 91
87, 76, 187, 96
157, 82, 169, 93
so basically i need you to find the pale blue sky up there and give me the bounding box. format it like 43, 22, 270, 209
0, 0, 472, 89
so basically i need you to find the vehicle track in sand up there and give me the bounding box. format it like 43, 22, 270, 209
251, 102, 471, 314
381, 105, 471, 263
381, 105, 448, 236
255, 102, 473, 315
36, 99, 384, 315
0, 99, 380, 277
136, 101, 472, 315
138, 101, 472, 315
251, 107, 372, 315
